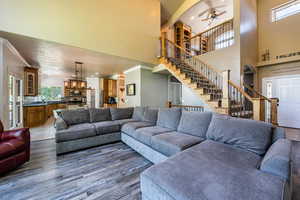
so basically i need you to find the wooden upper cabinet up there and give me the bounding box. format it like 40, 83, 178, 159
24, 67, 38, 96
108, 79, 117, 97
103, 79, 117, 103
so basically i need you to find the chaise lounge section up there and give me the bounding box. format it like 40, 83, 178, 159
54, 107, 292, 200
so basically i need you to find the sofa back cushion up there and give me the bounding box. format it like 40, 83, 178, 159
177, 111, 212, 138
157, 108, 182, 130
143, 108, 158, 123
60, 109, 90, 125
132, 107, 146, 121
110, 107, 134, 120
206, 114, 272, 155
89, 108, 111, 123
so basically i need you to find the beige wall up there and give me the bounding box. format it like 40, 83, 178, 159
240, 0, 258, 69
0, 0, 160, 64
258, 0, 300, 63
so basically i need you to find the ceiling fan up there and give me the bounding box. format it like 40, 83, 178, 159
198, 0, 227, 25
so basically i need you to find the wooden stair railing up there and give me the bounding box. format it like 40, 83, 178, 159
159, 36, 279, 125
166, 102, 204, 112
243, 84, 279, 125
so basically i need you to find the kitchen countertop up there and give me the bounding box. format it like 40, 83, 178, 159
23, 101, 67, 107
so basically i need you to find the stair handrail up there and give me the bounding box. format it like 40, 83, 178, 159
228, 80, 253, 102
162, 38, 222, 74
243, 83, 271, 102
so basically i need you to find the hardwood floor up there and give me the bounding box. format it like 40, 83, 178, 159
0, 140, 152, 200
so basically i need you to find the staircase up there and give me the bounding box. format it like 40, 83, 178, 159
159, 37, 279, 124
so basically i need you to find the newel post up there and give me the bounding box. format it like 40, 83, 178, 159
161, 34, 167, 58
252, 98, 265, 122
222, 70, 230, 113
270, 98, 279, 125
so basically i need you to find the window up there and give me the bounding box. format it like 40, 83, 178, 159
272, 0, 300, 22
39, 87, 62, 101
215, 30, 234, 50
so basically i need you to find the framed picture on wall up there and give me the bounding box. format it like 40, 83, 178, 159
126, 84, 136, 96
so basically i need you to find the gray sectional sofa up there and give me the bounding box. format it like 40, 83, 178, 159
55, 107, 292, 200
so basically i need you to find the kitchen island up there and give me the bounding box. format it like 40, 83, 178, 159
23, 101, 67, 128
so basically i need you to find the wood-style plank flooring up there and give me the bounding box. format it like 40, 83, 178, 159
0, 141, 152, 200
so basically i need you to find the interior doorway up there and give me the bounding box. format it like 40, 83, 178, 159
263, 75, 300, 129
242, 65, 256, 96
168, 76, 182, 105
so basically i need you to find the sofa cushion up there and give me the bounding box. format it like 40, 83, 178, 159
110, 107, 134, 120
206, 114, 272, 155
177, 111, 212, 138
141, 140, 284, 200
0, 139, 25, 159
143, 108, 158, 123
157, 108, 182, 129
132, 107, 146, 121
60, 109, 90, 125
115, 118, 138, 126
89, 108, 111, 123
151, 132, 203, 156
93, 121, 120, 135
130, 126, 174, 146
260, 139, 292, 181
56, 123, 96, 142
121, 121, 156, 135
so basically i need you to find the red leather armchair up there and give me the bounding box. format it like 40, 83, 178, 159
0, 120, 30, 175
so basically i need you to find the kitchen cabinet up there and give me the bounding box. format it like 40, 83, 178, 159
23, 103, 67, 128
103, 79, 117, 104
24, 67, 38, 96
24, 106, 46, 127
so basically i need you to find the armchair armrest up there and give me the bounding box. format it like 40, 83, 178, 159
0, 128, 30, 143
260, 139, 291, 181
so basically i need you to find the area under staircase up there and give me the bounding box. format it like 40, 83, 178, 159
159, 37, 279, 125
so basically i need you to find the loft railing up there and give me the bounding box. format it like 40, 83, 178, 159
160, 36, 278, 125
189, 19, 234, 55
167, 101, 204, 112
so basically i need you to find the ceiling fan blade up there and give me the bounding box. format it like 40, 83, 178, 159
202, 18, 210, 21
198, 9, 209, 17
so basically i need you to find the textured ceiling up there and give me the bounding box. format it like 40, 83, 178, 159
160, 0, 186, 25
180, 0, 233, 34
0, 31, 145, 79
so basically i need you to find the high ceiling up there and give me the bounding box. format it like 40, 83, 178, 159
0, 31, 145, 80
160, 0, 186, 25
179, 0, 233, 34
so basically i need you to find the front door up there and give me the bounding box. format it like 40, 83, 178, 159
263, 75, 300, 128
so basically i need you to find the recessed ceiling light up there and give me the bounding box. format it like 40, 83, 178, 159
190, 16, 195, 20
95, 72, 99, 75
